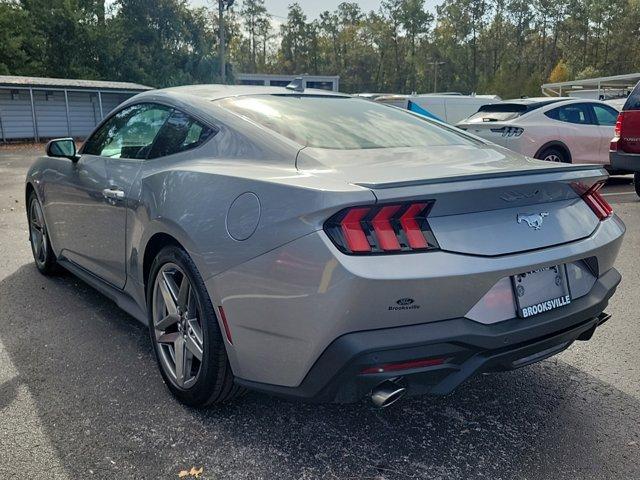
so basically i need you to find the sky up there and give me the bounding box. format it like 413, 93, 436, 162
192, 0, 440, 19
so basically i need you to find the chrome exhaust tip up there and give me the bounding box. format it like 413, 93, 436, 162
370, 379, 407, 408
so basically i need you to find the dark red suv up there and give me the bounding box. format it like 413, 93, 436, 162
610, 81, 640, 196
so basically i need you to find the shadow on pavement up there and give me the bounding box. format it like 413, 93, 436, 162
0, 264, 638, 479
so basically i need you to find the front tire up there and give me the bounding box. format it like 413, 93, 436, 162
147, 245, 242, 406
28, 192, 58, 275
635, 172, 640, 198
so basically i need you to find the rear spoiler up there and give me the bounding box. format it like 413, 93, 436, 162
353, 165, 608, 190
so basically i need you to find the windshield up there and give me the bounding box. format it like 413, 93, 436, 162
217, 95, 476, 149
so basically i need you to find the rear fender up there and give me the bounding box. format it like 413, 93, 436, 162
133, 165, 375, 284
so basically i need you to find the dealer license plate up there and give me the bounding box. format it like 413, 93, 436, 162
512, 265, 571, 318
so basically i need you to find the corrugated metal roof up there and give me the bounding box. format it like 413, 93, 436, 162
0, 75, 152, 91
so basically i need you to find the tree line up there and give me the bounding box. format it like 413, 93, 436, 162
1, 0, 640, 98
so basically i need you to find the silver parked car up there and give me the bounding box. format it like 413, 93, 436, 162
26, 85, 624, 407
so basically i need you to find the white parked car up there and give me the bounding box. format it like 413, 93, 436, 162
456, 98, 620, 167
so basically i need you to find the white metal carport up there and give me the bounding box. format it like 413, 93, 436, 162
541, 73, 640, 99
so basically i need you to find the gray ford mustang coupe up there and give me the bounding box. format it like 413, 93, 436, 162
26, 84, 625, 407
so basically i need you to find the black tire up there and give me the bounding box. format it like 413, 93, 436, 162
635, 172, 640, 198
536, 146, 569, 163
147, 245, 243, 406
27, 192, 59, 275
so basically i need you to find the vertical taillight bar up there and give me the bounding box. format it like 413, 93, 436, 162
340, 207, 372, 252
400, 203, 429, 249
371, 205, 402, 251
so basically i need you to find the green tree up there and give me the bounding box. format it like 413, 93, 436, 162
239, 0, 269, 72
0, 2, 42, 75
549, 59, 571, 83
110, 0, 219, 87
398, 0, 433, 91
278, 3, 315, 74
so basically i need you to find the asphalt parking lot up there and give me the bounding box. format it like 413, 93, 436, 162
0, 145, 638, 480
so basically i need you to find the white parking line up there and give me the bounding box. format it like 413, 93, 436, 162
602, 191, 637, 197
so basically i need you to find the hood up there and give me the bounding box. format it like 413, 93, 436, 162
296, 144, 591, 189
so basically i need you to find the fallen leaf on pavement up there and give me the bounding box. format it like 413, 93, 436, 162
178, 467, 204, 478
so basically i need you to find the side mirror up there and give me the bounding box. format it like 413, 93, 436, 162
46, 138, 79, 162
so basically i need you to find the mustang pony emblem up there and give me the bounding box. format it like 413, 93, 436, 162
517, 212, 549, 230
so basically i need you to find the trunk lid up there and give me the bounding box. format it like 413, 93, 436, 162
298, 145, 608, 256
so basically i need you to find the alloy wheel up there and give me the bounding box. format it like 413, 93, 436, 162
29, 199, 48, 268
152, 263, 204, 389
544, 153, 561, 162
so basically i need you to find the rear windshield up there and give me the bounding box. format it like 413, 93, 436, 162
623, 82, 640, 111
217, 95, 476, 149
466, 104, 527, 122
465, 100, 561, 122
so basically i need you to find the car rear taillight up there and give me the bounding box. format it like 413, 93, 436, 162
611, 113, 623, 151
324, 201, 439, 254
614, 112, 623, 138
573, 181, 613, 220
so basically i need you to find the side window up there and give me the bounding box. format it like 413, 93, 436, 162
83, 103, 171, 159
592, 104, 618, 126
148, 110, 217, 159
545, 104, 591, 124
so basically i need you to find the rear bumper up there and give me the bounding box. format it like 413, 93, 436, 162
610, 151, 640, 172
236, 268, 621, 403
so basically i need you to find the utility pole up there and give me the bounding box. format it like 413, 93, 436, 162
218, 0, 234, 82
429, 60, 446, 93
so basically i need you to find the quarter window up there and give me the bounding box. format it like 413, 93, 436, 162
83, 103, 171, 158
148, 110, 216, 158
592, 104, 618, 126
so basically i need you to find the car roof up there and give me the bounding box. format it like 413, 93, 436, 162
496, 97, 614, 106
134, 84, 350, 104
493, 97, 569, 106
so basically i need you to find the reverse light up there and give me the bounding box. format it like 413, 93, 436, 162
360, 357, 446, 374
573, 181, 613, 220
324, 201, 439, 255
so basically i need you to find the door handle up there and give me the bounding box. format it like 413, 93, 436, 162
102, 187, 125, 200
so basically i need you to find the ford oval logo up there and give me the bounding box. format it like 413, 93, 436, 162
396, 298, 415, 306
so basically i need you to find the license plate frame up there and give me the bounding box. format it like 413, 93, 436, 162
512, 265, 571, 319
